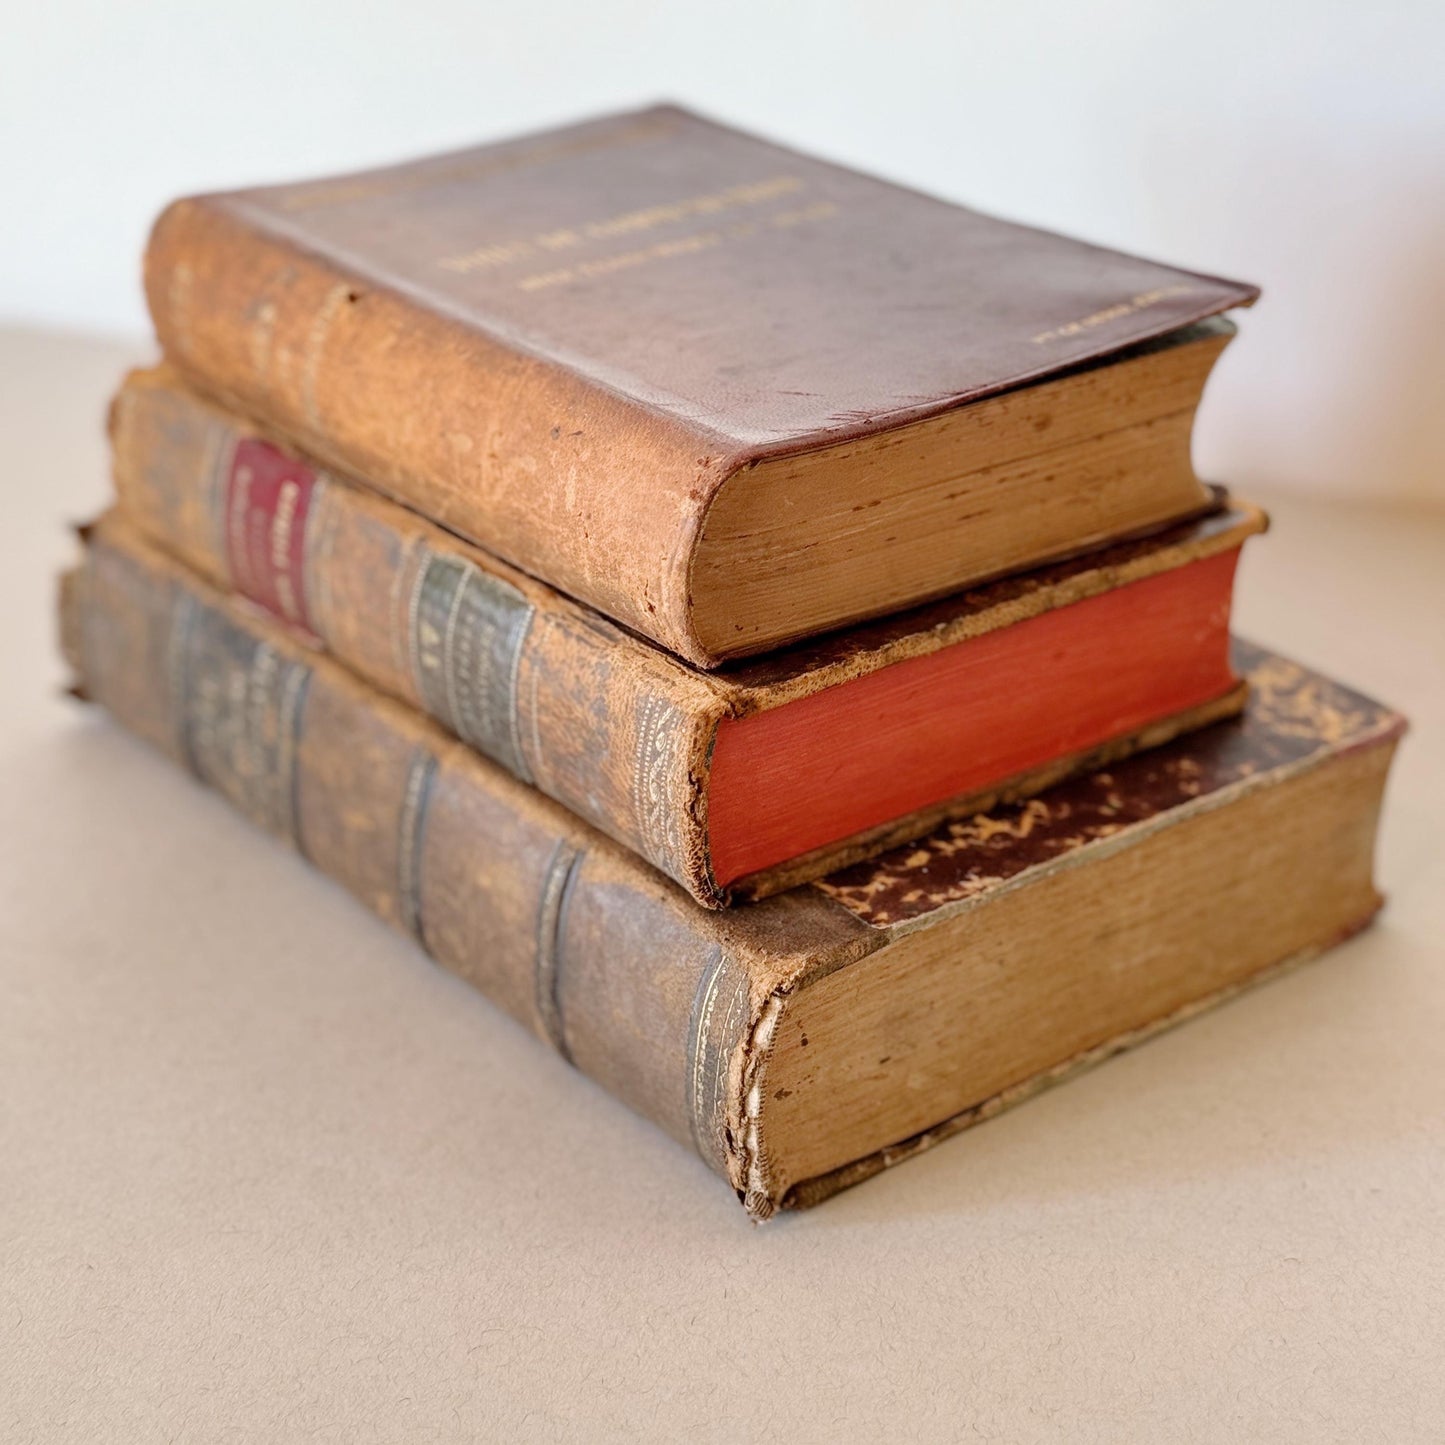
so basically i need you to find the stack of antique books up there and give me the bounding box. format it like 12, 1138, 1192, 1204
61, 106, 1403, 1217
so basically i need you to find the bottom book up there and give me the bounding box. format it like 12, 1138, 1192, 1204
60, 522, 1405, 1219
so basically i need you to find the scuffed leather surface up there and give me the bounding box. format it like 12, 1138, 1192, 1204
111, 369, 1263, 905
61, 529, 1403, 1216
144, 104, 1257, 661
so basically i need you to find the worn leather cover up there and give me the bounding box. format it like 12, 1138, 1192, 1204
110, 369, 1264, 904
144, 104, 1258, 662
60, 530, 1402, 1217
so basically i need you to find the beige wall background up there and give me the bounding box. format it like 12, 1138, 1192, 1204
4, 0, 1441, 506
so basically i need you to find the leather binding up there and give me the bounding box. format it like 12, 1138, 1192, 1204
60, 524, 1404, 1218
143, 104, 1258, 664
110, 368, 1266, 906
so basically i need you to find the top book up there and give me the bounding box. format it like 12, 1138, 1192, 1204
145, 104, 1257, 666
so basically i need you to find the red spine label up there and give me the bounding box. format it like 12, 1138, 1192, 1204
223, 438, 317, 634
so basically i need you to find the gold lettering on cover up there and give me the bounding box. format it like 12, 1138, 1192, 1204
275, 115, 681, 214
511, 195, 840, 294
1031, 285, 1196, 345
438, 175, 804, 274
770, 200, 838, 229
517, 231, 724, 292
536, 228, 583, 253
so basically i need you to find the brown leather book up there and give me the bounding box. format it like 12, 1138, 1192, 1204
144, 104, 1257, 665
110, 370, 1265, 906
60, 527, 1403, 1217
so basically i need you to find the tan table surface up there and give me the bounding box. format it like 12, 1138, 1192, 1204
4, 327, 1443, 1443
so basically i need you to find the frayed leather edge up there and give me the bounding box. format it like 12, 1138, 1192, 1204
732, 989, 787, 1221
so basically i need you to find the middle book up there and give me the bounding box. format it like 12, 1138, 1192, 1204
111, 366, 1266, 908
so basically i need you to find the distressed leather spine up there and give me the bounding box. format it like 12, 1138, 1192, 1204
142, 106, 1258, 665
145, 193, 725, 664
109, 368, 1268, 908
60, 535, 1405, 1219
110, 369, 723, 901
60, 521, 873, 1200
